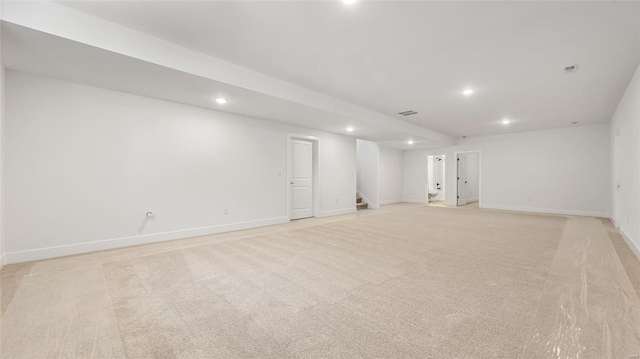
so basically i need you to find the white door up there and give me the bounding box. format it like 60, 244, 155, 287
457, 155, 467, 206
290, 140, 314, 220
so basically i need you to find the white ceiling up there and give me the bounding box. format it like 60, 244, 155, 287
2, 22, 418, 143
56, 0, 640, 138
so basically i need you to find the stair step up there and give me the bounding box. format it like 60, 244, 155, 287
356, 202, 368, 210
356, 197, 363, 203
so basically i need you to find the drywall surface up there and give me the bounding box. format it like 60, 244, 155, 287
0, 1, 455, 147
4, 71, 357, 263
403, 150, 428, 204
356, 139, 379, 208
0, 65, 4, 267
610, 64, 640, 259
0, 2, 4, 266
378, 146, 404, 205
404, 124, 610, 216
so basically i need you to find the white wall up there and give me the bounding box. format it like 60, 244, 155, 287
403, 149, 428, 204
4, 71, 357, 263
0, 65, 4, 267
378, 146, 404, 205
404, 124, 610, 216
356, 139, 379, 208
427, 156, 433, 193
610, 64, 640, 259
0, 1, 4, 267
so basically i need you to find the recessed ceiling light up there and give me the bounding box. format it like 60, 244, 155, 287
502, 119, 511, 125
346, 127, 354, 132
407, 140, 414, 145
462, 88, 475, 96
215, 98, 228, 105
572, 121, 579, 125
341, 0, 358, 4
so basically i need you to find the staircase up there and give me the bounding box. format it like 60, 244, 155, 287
356, 195, 368, 210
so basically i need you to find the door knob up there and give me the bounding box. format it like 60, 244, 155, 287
290, 182, 294, 184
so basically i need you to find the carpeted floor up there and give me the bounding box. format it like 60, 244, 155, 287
1, 203, 639, 358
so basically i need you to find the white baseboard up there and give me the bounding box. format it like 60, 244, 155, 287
317, 207, 357, 217
480, 204, 608, 218
403, 198, 428, 204
620, 228, 640, 262
3, 216, 289, 265
0, 253, 5, 269
609, 216, 618, 228
379, 199, 403, 205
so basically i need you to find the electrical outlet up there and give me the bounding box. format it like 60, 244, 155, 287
336, 199, 339, 204
224, 208, 229, 215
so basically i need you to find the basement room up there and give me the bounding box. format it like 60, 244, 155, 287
0, 1, 639, 358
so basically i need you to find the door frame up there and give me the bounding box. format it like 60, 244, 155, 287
287, 133, 320, 221
454, 150, 482, 207
613, 127, 621, 228
426, 153, 446, 203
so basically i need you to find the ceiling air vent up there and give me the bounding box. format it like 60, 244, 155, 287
398, 110, 418, 116
564, 64, 578, 73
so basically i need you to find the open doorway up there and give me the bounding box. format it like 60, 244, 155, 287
456, 151, 480, 207
427, 155, 446, 205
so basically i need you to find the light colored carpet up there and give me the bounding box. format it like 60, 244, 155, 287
1, 203, 639, 358
602, 218, 640, 300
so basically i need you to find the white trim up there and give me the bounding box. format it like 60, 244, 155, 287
356, 189, 379, 209
0, 254, 5, 269
317, 207, 357, 218
612, 131, 621, 229
620, 228, 640, 262
454, 150, 482, 208
3, 216, 289, 265
481, 204, 608, 218
287, 134, 320, 221
379, 199, 403, 205
402, 198, 428, 204
426, 153, 447, 204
